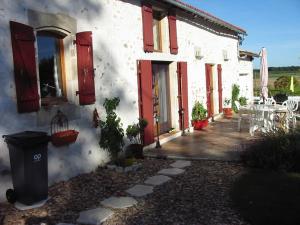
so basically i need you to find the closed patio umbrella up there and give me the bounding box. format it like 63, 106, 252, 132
259, 47, 268, 100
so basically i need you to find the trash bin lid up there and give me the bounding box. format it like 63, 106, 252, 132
3, 131, 50, 148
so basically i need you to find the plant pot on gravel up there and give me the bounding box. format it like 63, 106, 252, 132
126, 118, 148, 159
191, 101, 208, 130
223, 98, 233, 119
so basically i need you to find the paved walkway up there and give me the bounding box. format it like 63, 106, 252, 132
145, 118, 254, 161
70, 160, 191, 225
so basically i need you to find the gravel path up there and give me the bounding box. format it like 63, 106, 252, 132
0, 159, 249, 225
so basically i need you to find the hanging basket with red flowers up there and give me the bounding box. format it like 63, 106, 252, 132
50, 110, 79, 147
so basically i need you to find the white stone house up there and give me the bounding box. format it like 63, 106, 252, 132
0, 0, 255, 200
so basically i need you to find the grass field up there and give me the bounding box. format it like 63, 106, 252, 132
253, 69, 300, 96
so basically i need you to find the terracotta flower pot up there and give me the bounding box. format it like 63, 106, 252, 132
51, 130, 79, 147
223, 108, 233, 119
192, 119, 208, 130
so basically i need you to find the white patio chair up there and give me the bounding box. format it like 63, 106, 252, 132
235, 101, 250, 132
282, 100, 298, 129
249, 105, 265, 136
265, 97, 276, 105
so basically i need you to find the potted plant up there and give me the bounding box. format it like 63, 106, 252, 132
191, 101, 208, 130
126, 118, 148, 159
223, 98, 233, 119
99, 97, 124, 163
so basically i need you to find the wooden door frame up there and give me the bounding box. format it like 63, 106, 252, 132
205, 64, 214, 118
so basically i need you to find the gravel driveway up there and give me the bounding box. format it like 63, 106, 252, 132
0, 159, 249, 225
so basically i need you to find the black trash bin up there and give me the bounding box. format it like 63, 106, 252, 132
3, 131, 50, 205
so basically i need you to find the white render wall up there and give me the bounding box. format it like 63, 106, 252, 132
0, 0, 249, 201
238, 58, 254, 102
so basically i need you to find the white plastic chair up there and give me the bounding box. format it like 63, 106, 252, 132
282, 100, 298, 129
249, 105, 265, 136
265, 97, 276, 105
235, 101, 251, 132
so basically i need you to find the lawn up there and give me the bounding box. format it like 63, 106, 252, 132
231, 170, 300, 225
253, 69, 300, 96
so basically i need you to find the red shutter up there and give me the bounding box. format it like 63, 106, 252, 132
217, 64, 223, 113
205, 64, 212, 118
168, 11, 178, 55
177, 62, 189, 130
10, 21, 40, 113
141, 2, 154, 52
137, 60, 154, 145
76, 31, 95, 105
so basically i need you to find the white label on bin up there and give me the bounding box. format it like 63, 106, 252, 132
33, 153, 42, 162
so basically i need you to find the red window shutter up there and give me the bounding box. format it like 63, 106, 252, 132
168, 11, 178, 55
10, 21, 39, 113
177, 62, 189, 130
217, 64, 223, 113
76, 31, 96, 105
205, 64, 212, 118
141, 2, 154, 52
137, 60, 154, 145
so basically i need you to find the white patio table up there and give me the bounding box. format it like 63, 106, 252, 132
238, 104, 288, 135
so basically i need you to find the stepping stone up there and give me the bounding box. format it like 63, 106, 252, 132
144, 175, 171, 186
77, 207, 113, 225
125, 184, 153, 197
158, 168, 185, 176
170, 160, 191, 168
101, 196, 137, 209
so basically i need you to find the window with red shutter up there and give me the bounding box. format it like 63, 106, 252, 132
168, 11, 178, 55
137, 60, 154, 145
10, 21, 40, 113
177, 62, 189, 130
141, 2, 154, 52
75, 31, 96, 105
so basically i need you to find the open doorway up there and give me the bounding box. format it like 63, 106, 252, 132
152, 63, 171, 135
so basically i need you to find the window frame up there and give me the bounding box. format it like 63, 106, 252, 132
152, 10, 163, 52
36, 30, 68, 107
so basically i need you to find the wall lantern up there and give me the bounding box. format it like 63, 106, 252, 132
195, 47, 204, 60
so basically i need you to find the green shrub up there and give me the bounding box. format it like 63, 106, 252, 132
231, 84, 240, 113
241, 129, 300, 172
191, 101, 207, 121
99, 97, 124, 162
126, 118, 148, 145
238, 97, 247, 106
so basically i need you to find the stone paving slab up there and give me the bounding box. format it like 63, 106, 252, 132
144, 175, 171, 186
76, 207, 113, 225
170, 160, 191, 168
125, 184, 153, 197
157, 168, 185, 176
101, 196, 137, 209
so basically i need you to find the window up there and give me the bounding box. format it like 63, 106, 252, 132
10, 20, 96, 113
37, 31, 66, 106
153, 11, 162, 51
142, 3, 178, 54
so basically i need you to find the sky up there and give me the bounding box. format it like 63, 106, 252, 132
185, 0, 300, 68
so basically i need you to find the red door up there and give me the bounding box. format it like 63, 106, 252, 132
137, 60, 154, 145
217, 64, 223, 113
205, 64, 213, 118
177, 62, 189, 130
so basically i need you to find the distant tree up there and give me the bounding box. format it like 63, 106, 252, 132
274, 76, 298, 90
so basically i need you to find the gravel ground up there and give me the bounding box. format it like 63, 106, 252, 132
0, 159, 249, 225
